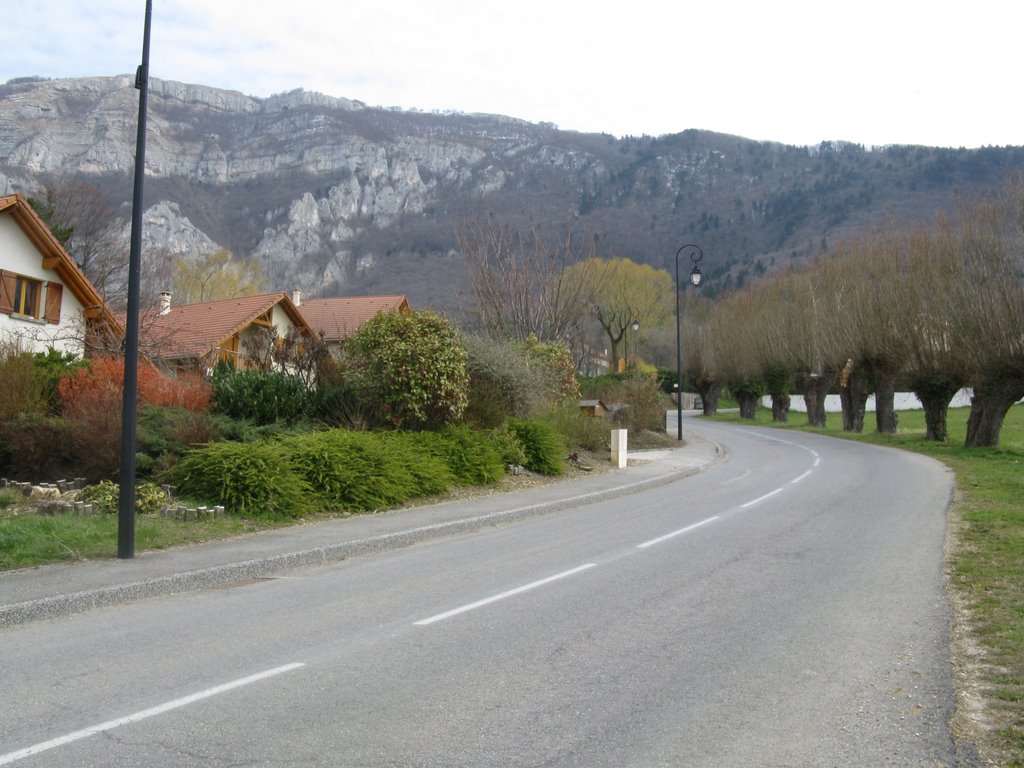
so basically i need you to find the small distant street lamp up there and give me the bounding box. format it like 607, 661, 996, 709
630, 320, 640, 370
675, 244, 704, 440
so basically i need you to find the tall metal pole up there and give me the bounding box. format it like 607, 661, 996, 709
118, 0, 153, 559
674, 244, 703, 441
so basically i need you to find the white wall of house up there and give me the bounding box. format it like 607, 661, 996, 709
0, 216, 86, 355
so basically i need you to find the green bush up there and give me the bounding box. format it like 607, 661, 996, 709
32, 348, 89, 414
210, 368, 310, 425
407, 425, 506, 486
463, 334, 569, 427
540, 402, 612, 452
486, 422, 529, 468
137, 405, 223, 476
167, 441, 313, 518
282, 430, 438, 512
508, 418, 566, 476
344, 310, 469, 430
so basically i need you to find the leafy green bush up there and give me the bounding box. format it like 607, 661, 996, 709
508, 418, 566, 476
210, 368, 310, 425
167, 441, 313, 518
343, 310, 469, 430
78, 480, 169, 515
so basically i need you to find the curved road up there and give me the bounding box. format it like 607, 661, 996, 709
1, 420, 967, 766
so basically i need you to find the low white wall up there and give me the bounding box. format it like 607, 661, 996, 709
764, 389, 975, 413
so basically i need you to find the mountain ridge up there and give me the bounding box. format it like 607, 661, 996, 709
3, 75, 1022, 310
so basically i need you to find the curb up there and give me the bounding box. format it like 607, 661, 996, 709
1, 447, 723, 627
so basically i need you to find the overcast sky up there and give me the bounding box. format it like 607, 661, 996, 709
2, 0, 1019, 149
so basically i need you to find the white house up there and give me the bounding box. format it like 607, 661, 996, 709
0, 194, 121, 356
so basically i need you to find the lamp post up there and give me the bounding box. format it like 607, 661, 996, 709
675, 244, 704, 440
630, 319, 640, 370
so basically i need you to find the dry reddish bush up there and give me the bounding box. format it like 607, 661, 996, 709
57, 357, 211, 480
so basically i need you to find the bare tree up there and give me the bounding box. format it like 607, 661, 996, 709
457, 216, 599, 343
948, 187, 1024, 447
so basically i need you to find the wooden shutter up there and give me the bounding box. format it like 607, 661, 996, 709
0, 270, 15, 314
44, 282, 63, 324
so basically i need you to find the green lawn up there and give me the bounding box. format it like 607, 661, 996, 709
708, 404, 1024, 766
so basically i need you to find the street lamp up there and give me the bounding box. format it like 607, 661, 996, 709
630, 320, 640, 370
675, 244, 704, 440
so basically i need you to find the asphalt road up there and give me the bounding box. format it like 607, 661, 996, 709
1, 421, 968, 766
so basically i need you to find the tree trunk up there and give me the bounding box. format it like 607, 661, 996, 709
802, 375, 830, 428
873, 368, 899, 434
965, 377, 1024, 447
738, 393, 758, 419
771, 392, 790, 422
911, 377, 962, 442
697, 379, 722, 416
839, 372, 870, 433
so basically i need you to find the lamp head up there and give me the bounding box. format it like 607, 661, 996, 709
690, 265, 703, 287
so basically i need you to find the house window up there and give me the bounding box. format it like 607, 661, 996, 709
0, 270, 62, 323
14, 275, 41, 318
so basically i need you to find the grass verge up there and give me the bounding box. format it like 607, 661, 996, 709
708, 405, 1023, 766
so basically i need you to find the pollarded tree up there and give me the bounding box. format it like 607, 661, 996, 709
680, 293, 723, 415
342, 309, 469, 430
947, 187, 1024, 447
902, 226, 972, 441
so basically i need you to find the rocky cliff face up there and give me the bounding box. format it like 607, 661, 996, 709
2, 75, 1021, 308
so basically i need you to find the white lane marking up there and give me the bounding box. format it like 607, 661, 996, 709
636, 516, 720, 549
721, 469, 752, 485
414, 564, 597, 626
741, 487, 784, 508
789, 470, 813, 485
0, 663, 306, 766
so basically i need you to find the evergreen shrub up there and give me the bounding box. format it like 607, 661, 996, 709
211, 368, 310, 425
508, 418, 566, 476
168, 441, 313, 518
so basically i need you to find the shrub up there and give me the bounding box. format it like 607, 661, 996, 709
486, 422, 529, 468
407, 425, 505, 486
540, 402, 612, 452
462, 334, 549, 427
283, 430, 453, 512
31, 348, 90, 414
167, 441, 313, 518
343, 309, 469, 430
0, 414, 73, 481
508, 418, 566, 476
78, 480, 168, 515
0, 351, 46, 420
210, 368, 310, 425
137, 405, 223, 477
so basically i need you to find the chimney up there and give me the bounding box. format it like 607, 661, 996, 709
159, 291, 172, 315
292, 288, 302, 307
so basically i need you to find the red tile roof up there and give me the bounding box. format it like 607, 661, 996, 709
127, 292, 313, 362
298, 294, 409, 341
